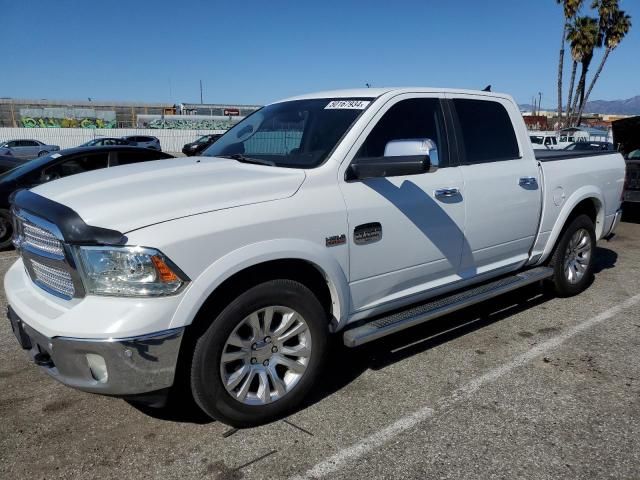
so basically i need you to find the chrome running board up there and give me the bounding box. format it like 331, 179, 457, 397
343, 267, 553, 347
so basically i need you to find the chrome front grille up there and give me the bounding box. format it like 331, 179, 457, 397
22, 220, 65, 257
12, 209, 84, 300
30, 259, 75, 298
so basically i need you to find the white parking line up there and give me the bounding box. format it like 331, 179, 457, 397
291, 294, 640, 480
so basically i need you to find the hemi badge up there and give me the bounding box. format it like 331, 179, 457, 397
326, 234, 346, 247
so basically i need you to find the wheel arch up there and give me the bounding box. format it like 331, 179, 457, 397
540, 188, 604, 263
169, 239, 350, 334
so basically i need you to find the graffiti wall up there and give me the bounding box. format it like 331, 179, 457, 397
137, 114, 244, 130
19, 107, 116, 128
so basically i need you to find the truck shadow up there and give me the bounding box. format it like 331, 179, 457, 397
303, 284, 553, 405
130, 249, 618, 426
592, 246, 617, 273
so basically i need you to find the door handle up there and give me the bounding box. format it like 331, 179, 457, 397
519, 176, 537, 187
434, 188, 460, 198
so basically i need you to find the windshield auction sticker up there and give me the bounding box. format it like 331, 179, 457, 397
325, 100, 371, 110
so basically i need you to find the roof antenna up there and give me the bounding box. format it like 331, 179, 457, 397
482, 85, 491, 92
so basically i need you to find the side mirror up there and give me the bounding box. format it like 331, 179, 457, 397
346, 138, 438, 181
384, 138, 439, 167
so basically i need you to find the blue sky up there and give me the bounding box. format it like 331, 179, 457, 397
2, 0, 638, 106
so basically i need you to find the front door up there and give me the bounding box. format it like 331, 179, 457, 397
339, 95, 466, 314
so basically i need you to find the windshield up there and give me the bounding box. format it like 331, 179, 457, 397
202, 98, 372, 168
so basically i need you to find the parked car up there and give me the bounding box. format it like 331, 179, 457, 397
182, 134, 223, 156
563, 141, 615, 151
0, 155, 23, 174
530, 134, 558, 150
121, 135, 161, 150
5, 88, 624, 427
624, 150, 640, 204
79, 138, 135, 147
0, 146, 173, 248
0, 139, 60, 159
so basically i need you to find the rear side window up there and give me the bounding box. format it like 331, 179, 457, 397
453, 99, 519, 164
42, 153, 109, 180
116, 150, 169, 165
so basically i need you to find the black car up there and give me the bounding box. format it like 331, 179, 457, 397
182, 134, 223, 156
0, 146, 174, 248
0, 155, 24, 174
563, 141, 615, 151
78, 137, 135, 147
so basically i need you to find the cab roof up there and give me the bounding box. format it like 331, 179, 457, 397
275, 87, 514, 104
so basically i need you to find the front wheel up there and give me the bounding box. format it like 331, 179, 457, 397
37, 150, 49, 157
190, 279, 328, 427
547, 214, 596, 297
0, 209, 14, 249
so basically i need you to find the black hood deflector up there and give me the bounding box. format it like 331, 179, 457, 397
11, 189, 127, 245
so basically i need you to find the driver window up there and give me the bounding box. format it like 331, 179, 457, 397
41, 153, 109, 181
354, 98, 447, 165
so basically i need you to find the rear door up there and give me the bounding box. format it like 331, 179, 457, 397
447, 94, 540, 277
27, 140, 41, 157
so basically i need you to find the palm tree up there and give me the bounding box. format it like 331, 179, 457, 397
567, 17, 598, 124
566, 16, 599, 125
556, 0, 584, 121
575, 5, 632, 123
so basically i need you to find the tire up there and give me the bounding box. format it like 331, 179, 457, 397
547, 214, 596, 297
37, 150, 49, 157
190, 279, 328, 427
0, 209, 13, 249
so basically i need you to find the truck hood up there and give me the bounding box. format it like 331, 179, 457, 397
31, 157, 306, 233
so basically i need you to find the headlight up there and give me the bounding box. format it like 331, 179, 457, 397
75, 246, 188, 297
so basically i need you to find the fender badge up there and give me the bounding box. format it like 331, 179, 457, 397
326, 234, 346, 247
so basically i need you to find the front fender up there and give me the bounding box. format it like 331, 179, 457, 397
168, 239, 351, 331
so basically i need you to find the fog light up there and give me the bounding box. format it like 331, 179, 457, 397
86, 354, 108, 383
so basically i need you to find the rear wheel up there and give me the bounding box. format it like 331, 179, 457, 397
190, 279, 328, 427
547, 214, 596, 297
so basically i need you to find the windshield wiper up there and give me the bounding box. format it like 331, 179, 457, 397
224, 154, 275, 166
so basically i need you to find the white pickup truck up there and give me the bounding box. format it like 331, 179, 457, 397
5, 88, 625, 427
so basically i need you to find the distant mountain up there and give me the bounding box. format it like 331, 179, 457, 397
520, 96, 640, 116
582, 96, 640, 115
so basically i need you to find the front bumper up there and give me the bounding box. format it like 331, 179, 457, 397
8, 305, 184, 396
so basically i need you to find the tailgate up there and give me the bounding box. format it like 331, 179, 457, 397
624, 161, 640, 202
